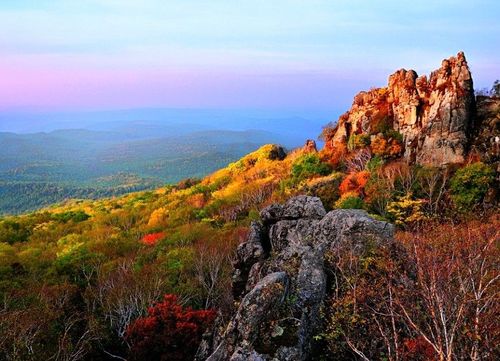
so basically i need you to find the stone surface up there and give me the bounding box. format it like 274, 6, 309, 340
267, 145, 288, 161
303, 139, 318, 153
232, 221, 268, 298
260, 195, 326, 225
206, 272, 289, 361
471, 96, 500, 167
202, 196, 395, 360
323, 52, 476, 166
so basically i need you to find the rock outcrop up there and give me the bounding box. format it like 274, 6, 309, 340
323, 52, 476, 166
199, 196, 395, 360
470, 96, 500, 168
303, 139, 318, 153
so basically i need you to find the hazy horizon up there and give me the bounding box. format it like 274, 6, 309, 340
0, 107, 338, 138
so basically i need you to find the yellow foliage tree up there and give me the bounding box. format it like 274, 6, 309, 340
148, 207, 169, 227
386, 194, 426, 225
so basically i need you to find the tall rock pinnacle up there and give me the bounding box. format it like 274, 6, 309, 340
323, 52, 475, 166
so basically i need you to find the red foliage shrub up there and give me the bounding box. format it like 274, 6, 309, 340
126, 294, 216, 361
141, 232, 165, 246
401, 336, 437, 361
339, 170, 370, 196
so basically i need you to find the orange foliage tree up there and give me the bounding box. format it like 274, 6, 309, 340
371, 134, 403, 158
339, 170, 370, 196
320, 141, 348, 168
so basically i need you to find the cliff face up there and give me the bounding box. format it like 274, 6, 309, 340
324, 52, 476, 165
198, 196, 397, 361
471, 96, 500, 167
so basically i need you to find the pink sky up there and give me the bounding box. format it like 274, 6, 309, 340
0, 1, 498, 111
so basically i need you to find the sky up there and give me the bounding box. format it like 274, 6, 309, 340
0, 0, 498, 112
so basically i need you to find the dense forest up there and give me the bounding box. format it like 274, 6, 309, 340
0, 128, 284, 214
0, 180, 157, 215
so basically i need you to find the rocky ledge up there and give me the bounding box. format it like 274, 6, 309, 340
197, 196, 395, 360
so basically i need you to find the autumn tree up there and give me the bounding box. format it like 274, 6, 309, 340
339, 170, 370, 196
194, 240, 234, 311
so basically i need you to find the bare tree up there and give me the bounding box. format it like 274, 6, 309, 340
49, 314, 99, 361
194, 242, 233, 311
396, 221, 499, 361
325, 243, 406, 361
417, 167, 449, 216
88, 260, 165, 339
345, 148, 372, 173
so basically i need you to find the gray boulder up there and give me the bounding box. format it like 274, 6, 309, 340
202, 196, 395, 361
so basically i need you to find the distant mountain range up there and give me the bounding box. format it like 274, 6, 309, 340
0, 128, 274, 214
0, 110, 338, 214
0, 107, 336, 141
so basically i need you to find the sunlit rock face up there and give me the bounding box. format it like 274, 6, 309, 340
303, 139, 318, 153
324, 52, 475, 166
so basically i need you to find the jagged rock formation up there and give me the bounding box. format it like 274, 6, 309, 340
323, 52, 476, 166
303, 139, 318, 153
266, 145, 288, 161
199, 196, 394, 360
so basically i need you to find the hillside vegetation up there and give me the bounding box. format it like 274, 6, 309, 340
0, 133, 498, 360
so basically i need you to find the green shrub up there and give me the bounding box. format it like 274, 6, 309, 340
384, 129, 403, 142
291, 154, 331, 182
450, 162, 495, 210
303, 172, 344, 211
365, 156, 384, 171
0, 219, 31, 244
347, 134, 371, 151
52, 210, 90, 223
335, 194, 365, 209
